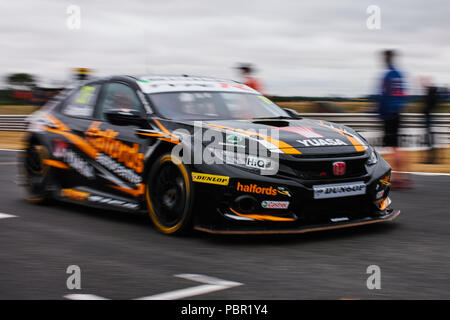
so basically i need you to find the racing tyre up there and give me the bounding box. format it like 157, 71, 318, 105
145, 153, 194, 235
22, 144, 52, 204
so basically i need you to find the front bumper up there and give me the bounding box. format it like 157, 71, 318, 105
191, 156, 395, 234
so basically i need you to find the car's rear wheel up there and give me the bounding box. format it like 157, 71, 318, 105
22, 144, 51, 203
145, 153, 193, 235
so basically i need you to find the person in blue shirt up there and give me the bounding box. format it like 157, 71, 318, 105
377, 50, 412, 189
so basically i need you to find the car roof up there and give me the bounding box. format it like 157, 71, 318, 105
132, 75, 261, 95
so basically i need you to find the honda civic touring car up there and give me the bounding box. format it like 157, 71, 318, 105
19, 75, 400, 235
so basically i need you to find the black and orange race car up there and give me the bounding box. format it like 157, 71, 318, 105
19, 75, 399, 235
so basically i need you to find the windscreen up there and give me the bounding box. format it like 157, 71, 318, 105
148, 92, 290, 120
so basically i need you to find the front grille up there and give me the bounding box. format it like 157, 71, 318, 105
299, 195, 372, 225
281, 157, 368, 180
291, 151, 366, 159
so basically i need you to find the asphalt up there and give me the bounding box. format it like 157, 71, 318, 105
0, 150, 449, 299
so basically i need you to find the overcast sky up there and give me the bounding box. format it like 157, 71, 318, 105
1, 0, 449, 96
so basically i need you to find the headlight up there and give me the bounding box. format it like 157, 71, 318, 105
366, 148, 378, 166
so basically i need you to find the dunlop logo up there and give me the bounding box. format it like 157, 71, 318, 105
191, 172, 230, 186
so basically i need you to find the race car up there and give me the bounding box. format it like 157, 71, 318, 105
19, 75, 400, 235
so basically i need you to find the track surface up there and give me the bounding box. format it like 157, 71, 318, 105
0, 150, 449, 299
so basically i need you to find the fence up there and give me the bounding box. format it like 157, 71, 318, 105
0, 113, 449, 146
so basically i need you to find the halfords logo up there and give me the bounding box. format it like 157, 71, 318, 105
85, 122, 144, 173
191, 172, 230, 186
261, 200, 290, 209
236, 182, 277, 196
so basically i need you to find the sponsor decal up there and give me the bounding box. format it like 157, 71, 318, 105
226, 134, 244, 144
332, 161, 346, 176
75, 86, 96, 104
261, 200, 290, 209
53, 140, 94, 179
280, 126, 324, 138
64, 149, 95, 179
96, 153, 142, 185
297, 138, 348, 147
138, 77, 258, 94
277, 186, 291, 197
376, 190, 385, 200
330, 217, 349, 222
87, 195, 139, 210
191, 172, 230, 186
64, 85, 98, 118
85, 122, 144, 173
206, 122, 301, 155
217, 142, 246, 149
236, 182, 278, 196
318, 121, 367, 152
53, 139, 68, 158
61, 188, 90, 200
313, 181, 366, 199
245, 155, 271, 169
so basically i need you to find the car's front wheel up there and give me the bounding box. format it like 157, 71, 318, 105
145, 153, 194, 235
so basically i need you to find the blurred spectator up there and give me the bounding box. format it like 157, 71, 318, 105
441, 85, 449, 102
235, 63, 265, 94
376, 50, 412, 189
419, 76, 439, 163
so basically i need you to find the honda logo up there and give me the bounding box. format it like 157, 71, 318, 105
333, 161, 346, 176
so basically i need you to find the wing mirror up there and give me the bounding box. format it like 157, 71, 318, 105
104, 109, 147, 126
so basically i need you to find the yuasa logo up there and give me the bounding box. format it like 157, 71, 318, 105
297, 138, 348, 147
333, 161, 346, 176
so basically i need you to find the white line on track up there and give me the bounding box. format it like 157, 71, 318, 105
64, 274, 242, 300
0, 149, 22, 152
0, 213, 17, 219
64, 294, 108, 300
137, 274, 242, 300
393, 171, 450, 176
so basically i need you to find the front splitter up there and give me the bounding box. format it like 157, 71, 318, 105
194, 209, 400, 235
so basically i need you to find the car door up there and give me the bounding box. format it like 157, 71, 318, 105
55, 82, 102, 189
90, 81, 151, 198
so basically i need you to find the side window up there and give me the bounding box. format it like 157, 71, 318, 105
96, 82, 143, 121
62, 84, 100, 118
